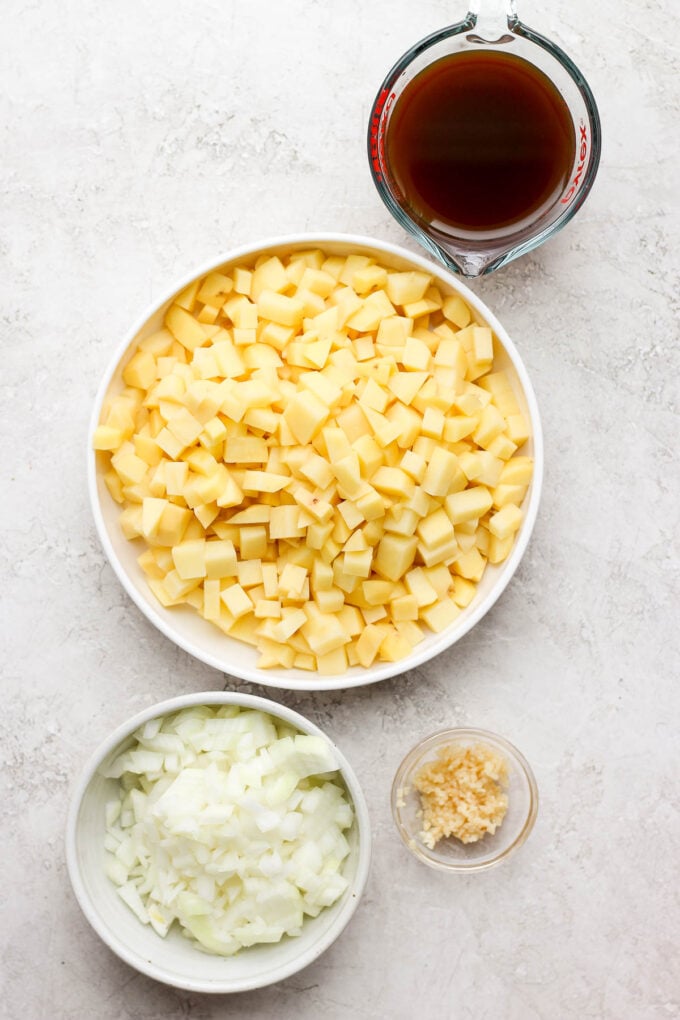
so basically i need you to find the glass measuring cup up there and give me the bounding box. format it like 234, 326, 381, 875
367, 0, 601, 277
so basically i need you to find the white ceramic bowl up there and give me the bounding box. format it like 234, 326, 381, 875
66, 691, 371, 993
89, 233, 543, 690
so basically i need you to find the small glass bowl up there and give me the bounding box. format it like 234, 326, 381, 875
391, 728, 538, 872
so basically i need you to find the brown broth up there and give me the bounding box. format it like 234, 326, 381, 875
385, 50, 576, 234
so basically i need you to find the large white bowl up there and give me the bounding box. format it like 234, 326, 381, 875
66, 691, 371, 993
89, 233, 543, 690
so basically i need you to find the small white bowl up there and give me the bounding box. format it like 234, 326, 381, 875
89, 233, 543, 690
65, 692, 371, 993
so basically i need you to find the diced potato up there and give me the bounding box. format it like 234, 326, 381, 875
402, 337, 431, 371
451, 548, 487, 583
386, 271, 431, 306
172, 540, 207, 580
505, 413, 530, 446
204, 540, 237, 579
442, 294, 472, 329
165, 305, 206, 351
416, 508, 454, 550
93, 425, 124, 451
445, 486, 493, 524
123, 350, 156, 391
258, 290, 305, 328
420, 597, 460, 632
499, 457, 533, 486
488, 504, 523, 539
97, 249, 533, 673
220, 583, 253, 619
422, 447, 462, 498
374, 534, 417, 582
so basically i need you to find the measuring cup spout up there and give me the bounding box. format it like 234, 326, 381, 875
466, 0, 519, 39
427, 238, 495, 278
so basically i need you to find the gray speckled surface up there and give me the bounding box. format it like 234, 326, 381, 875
2, 1, 679, 1017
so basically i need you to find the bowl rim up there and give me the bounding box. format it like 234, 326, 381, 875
390, 726, 539, 872
65, 690, 372, 993
88, 231, 544, 690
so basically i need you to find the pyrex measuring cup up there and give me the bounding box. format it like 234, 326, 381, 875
368, 1, 601, 277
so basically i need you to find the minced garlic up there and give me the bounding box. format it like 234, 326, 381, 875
414, 742, 509, 847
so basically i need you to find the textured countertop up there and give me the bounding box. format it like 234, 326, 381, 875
2, 1, 679, 1018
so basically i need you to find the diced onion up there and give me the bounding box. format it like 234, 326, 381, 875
104, 707, 353, 956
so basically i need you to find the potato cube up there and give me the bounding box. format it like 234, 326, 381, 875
401, 337, 431, 371
442, 294, 471, 329
473, 404, 506, 449
421, 407, 445, 439
242, 470, 290, 494
140, 496, 166, 539
216, 473, 243, 509
472, 327, 493, 363
358, 377, 388, 414
486, 434, 517, 461
404, 567, 438, 607
172, 540, 206, 580
451, 547, 487, 582
398, 450, 426, 483
271, 608, 307, 642
204, 540, 237, 579
388, 371, 428, 406
420, 597, 460, 633
165, 305, 206, 351
93, 425, 124, 451
416, 508, 454, 549
236, 560, 262, 590
379, 629, 412, 662
355, 624, 384, 667
445, 486, 493, 524
279, 563, 308, 597
505, 413, 530, 446
111, 448, 147, 486
492, 483, 527, 509
269, 505, 305, 539
220, 583, 253, 619
123, 350, 156, 391
499, 457, 534, 486
104, 470, 124, 503
384, 507, 418, 538
314, 586, 346, 613
283, 389, 329, 445
254, 599, 281, 619
156, 503, 191, 546
336, 402, 371, 444
487, 533, 515, 564
316, 645, 348, 675
343, 549, 372, 578
488, 504, 523, 539
302, 605, 350, 656
451, 576, 477, 608
374, 534, 417, 582
371, 467, 414, 500
258, 289, 305, 327
422, 447, 462, 498
391, 594, 420, 621
386, 271, 431, 306
224, 436, 268, 463
353, 264, 388, 294
240, 526, 268, 559
385, 402, 422, 449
